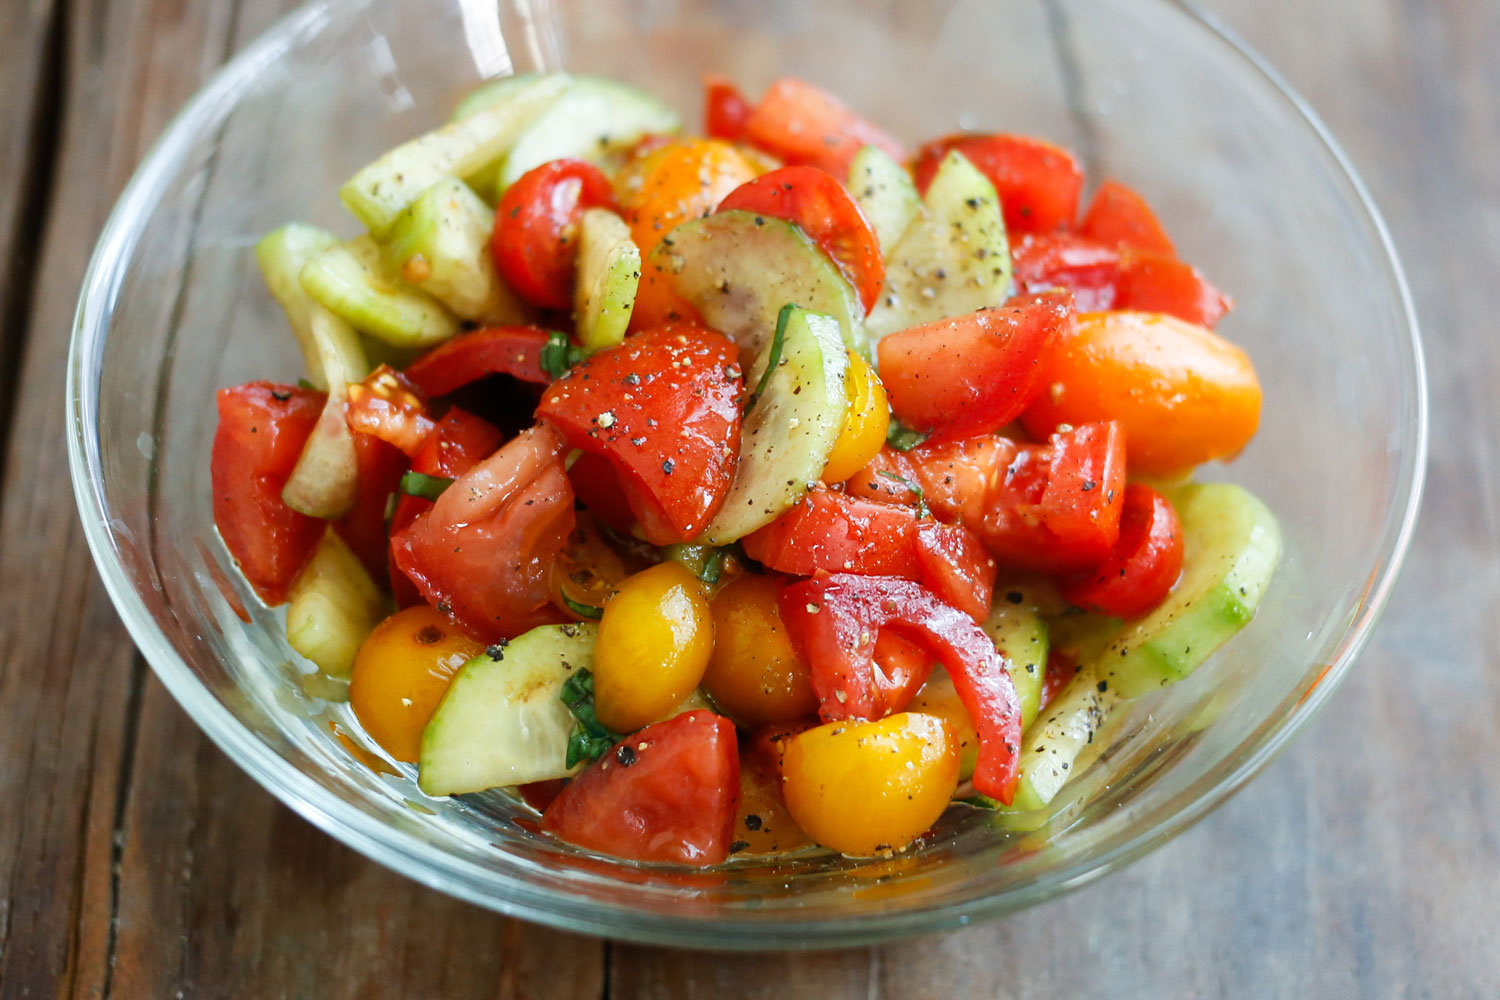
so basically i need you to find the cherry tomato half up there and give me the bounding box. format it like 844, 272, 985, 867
491, 158, 616, 310
1056, 484, 1184, 618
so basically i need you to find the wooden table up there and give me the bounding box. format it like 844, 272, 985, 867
2, 0, 1495, 995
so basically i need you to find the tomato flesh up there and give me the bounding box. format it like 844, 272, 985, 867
211, 383, 326, 605
390, 423, 573, 642
491, 159, 616, 310
743, 77, 905, 176
1012, 234, 1121, 312
1114, 250, 1231, 328
703, 74, 752, 141
1078, 179, 1176, 256
876, 291, 1073, 441
718, 165, 884, 313
346, 366, 435, 457
1057, 483, 1184, 618
403, 326, 552, 398
334, 431, 408, 581
913, 134, 1083, 235
536, 324, 743, 545
540, 710, 741, 865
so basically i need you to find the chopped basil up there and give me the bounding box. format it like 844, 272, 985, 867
743, 301, 797, 415
877, 469, 930, 520
562, 592, 604, 620
559, 669, 619, 768
399, 471, 454, 501
886, 418, 927, 452
540, 330, 587, 379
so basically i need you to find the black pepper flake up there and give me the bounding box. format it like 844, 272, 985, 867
744, 814, 763, 831
623, 372, 641, 385
730, 840, 751, 853
270, 389, 291, 401
1082, 480, 1097, 492
486, 640, 509, 660
662, 459, 675, 474
436, 601, 451, 615
1097, 680, 1108, 693
614, 744, 637, 766
1006, 591, 1024, 604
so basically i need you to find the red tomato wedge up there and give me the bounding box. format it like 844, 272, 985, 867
211, 383, 325, 605
491, 158, 616, 310
390, 423, 573, 642
403, 326, 552, 398
540, 711, 741, 865
346, 365, 435, 457
876, 291, 1074, 441
779, 575, 1023, 804
742, 487, 995, 620
1012, 234, 1121, 311
1040, 649, 1078, 714
334, 432, 408, 581
846, 437, 1009, 526
749, 719, 818, 779
743, 77, 905, 177
718, 166, 884, 313
1114, 250, 1232, 327
704, 74, 752, 141
565, 452, 641, 535
912, 134, 1083, 235
536, 324, 743, 545
1079, 180, 1176, 256
1056, 483, 1183, 618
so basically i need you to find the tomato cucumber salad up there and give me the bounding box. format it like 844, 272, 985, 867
212, 71, 1278, 865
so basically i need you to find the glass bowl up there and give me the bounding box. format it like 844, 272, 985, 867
67, 0, 1425, 949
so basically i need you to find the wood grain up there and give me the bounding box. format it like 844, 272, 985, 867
0, 0, 1497, 997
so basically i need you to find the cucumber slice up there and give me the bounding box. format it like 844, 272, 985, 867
653, 209, 867, 361
339, 74, 570, 236
418, 623, 597, 795
981, 594, 1050, 729
285, 529, 387, 678
698, 308, 849, 544
1007, 661, 1122, 812
864, 150, 1012, 343
846, 145, 921, 255
1095, 482, 1281, 698
494, 75, 681, 193
382, 177, 530, 325
280, 304, 369, 517
450, 72, 541, 123
255, 223, 342, 389
300, 236, 459, 348
573, 208, 640, 353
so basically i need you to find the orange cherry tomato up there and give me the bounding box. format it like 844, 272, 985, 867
1020, 311, 1261, 476
781, 713, 959, 856
703, 573, 818, 727
350, 605, 484, 762
733, 755, 811, 855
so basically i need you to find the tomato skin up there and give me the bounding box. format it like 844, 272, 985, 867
1056, 484, 1183, 618
749, 719, 818, 779
703, 573, 818, 727
211, 383, 326, 605
846, 438, 1008, 526
1114, 251, 1231, 328
876, 291, 1073, 441
718, 166, 884, 313
742, 487, 924, 579
402, 326, 552, 398
565, 452, 638, 534
349, 605, 484, 762
704, 74, 752, 141
540, 710, 741, 865
1012, 234, 1121, 312
492, 159, 616, 310
914, 521, 997, 623
743, 77, 905, 176
390, 423, 573, 642
821, 350, 890, 484
781, 713, 958, 856
1079, 180, 1176, 256
346, 365, 436, 457
733, 755, 810, 854
1020, 311, 1259, 475
779, 574, 1022, 803
334, 431, 409, 581
536, 324, 743, 545
913, 134, 1083, 235
1039, 649, 1078, 714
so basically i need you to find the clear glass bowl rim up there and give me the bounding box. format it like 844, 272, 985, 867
65, 0, 1428, 949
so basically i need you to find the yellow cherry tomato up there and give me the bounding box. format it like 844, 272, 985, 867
821, 350, 890, 483
350, 605, 484, 763
781, 712, 960, 856
702, 573, 818, 727
593, 561, 714, 732
909, 667, 979, 780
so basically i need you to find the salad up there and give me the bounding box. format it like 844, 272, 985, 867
212, 70, 1279, 865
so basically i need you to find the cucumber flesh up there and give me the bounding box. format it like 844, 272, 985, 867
285, 529, 387, 678
1007, 661, 1122, 812
1095, 483, 1281, 698
846, 145, 921, 256
418, 623, 598, 795
382, 177, 530, 325
280, 305, 369, 518
653, 210, 868, 362
450, 72, 542, 123
981, 594, 1050, 729
494, 75, 681, 193
864, 150, 1012, 343
339, 74, 570, 236
698, 308, 849, 544
300, 236, 459, 348
573, 208, 640, 353
255, 223, 341, 389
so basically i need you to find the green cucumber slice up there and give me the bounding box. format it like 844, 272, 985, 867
285, 529, 387, 678
280, 304, 369, 518
339, 74, 570, 236
864, 150, 1012, 343
981, 593, 1051, 730
255, 223, 342, 389
573, 208, 640, 352
698, 307, 849, 544
418, 623, 598, 795
653, 209, 868, 362
300, 236, 459, 348
1095, 482, 1281, 698
382, 177, 530, 325
846, 145, 921, 255
1007, 661, 1122, 812
450, 72, 542, 122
